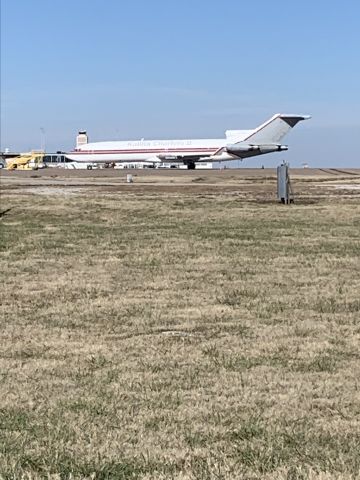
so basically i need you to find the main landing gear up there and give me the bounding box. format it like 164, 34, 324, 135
185, 161, 196, 170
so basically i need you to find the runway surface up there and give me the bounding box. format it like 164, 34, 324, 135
1, 167, 360, 202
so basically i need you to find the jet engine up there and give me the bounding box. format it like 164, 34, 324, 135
226, 144, 288, 156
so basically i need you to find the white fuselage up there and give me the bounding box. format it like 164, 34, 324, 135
65, 113, 310, 164
65, 134, 251, 163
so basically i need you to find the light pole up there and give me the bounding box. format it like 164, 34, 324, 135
40, 127, 46, 152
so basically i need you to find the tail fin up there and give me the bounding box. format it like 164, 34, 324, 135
243, 114, 310, 145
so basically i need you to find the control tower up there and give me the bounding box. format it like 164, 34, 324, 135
76, 131, 88, 149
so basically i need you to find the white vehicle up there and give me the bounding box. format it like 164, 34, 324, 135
43, 154, 74, 168
66, 113, 310, 169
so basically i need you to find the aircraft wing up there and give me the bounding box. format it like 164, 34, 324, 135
157, 154, 216, 163
157, 152, 224, 163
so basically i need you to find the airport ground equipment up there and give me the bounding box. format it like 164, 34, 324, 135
277, 162, 294, 204
42, 153, 73, 168
6, 151, 46, 170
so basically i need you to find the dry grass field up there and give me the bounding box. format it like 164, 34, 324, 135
1, 169, 360, 479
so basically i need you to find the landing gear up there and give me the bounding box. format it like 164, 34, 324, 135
186, 161, 196, 170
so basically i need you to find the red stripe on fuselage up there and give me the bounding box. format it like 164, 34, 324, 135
69, 147, 219, 155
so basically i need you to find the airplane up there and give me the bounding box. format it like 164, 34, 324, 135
65, 113, 310, 169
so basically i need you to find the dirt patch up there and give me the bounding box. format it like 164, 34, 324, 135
18, 186, 86, 196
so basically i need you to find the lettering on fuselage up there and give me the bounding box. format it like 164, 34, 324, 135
126, 140, 193, 148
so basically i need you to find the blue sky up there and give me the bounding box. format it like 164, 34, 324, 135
1, 0, 359, 167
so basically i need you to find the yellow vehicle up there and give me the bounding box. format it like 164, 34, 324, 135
6, 151, 46, 170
